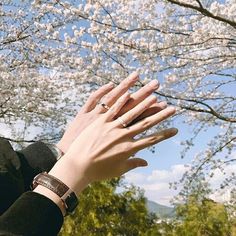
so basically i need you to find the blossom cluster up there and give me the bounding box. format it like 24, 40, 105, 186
0, 0, 235, 192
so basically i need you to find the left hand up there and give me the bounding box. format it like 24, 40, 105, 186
49, 92, 177, 197
57, 72, 166, 153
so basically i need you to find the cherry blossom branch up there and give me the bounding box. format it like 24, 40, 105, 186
151, 90, 236, 123
190, 136, 236, 181
166, 0, 236, 28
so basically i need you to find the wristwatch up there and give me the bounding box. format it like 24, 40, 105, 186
45, 143, 64, 161
32, 172, 79, 215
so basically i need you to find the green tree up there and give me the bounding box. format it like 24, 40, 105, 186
144, 220, 175, 236
59, 178, 157, 236
175, 196, 232, 236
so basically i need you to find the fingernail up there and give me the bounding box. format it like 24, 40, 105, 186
140, 160, 148, 166
107, 82, 114, 87
170, 128, 178, 135
168, 106, 176, 113
129, 71, 139, 81
149, 80, 159, 88
150, 95, 157, 102
159, 101, 167, 108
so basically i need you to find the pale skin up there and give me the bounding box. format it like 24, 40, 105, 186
56, 72, 167, 153
34, 72, 177, 216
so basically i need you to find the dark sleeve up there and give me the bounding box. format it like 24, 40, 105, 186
0, 191, 63, 236
0, 138, 57, 215
16, 141, 57, 191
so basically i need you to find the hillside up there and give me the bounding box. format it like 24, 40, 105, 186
146, 200, 175, 219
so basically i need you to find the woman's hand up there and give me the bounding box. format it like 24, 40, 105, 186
50, 92, 177, 196
57, 72, 167, 153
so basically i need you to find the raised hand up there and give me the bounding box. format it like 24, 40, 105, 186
57, 72, 167, 153
50, 92, 177, 196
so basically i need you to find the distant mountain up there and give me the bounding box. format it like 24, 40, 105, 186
146, 200, 175, 219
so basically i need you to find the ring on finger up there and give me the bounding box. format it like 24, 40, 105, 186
117, 117, 127, 128
100, 102, 110, 111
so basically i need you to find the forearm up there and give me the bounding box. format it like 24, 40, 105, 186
33, 155, 90, 216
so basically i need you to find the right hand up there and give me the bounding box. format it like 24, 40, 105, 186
51, 92, 177, 196
57, 72, 166, 153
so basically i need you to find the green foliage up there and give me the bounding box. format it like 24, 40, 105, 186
144, 221, 175, 236
59, 178, 157, 236
59, 178, 235, 236
174, 196, 232, 236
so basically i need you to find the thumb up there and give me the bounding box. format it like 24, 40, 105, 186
122, 157, 148, 174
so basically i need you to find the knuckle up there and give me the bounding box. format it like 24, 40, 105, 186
103, 94, 112, 102
149, 136, 157, 144
142, 119, 150, 129
118, 99, 124, 106
122, 94, 129, 101
120, 81, 130, 90
110, 106, 116, 112
89, 92, 98, 100
144, 103, 150, 110
122, 80, 130, 87
146, 96, 156, 106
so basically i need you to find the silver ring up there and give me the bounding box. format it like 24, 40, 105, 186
117, 117, 127, 128
100, 102, 110, 111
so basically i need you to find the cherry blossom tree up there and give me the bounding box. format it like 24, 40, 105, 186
0, 0, 235, 197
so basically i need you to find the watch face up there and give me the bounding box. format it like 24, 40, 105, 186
64, 192, 79, 214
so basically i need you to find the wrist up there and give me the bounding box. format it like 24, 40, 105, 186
46, 143, 64, 161
56, 141, 67, 155
48, 156, 90, 197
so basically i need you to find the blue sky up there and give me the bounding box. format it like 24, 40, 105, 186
2, 0, 235, 207
124, 110, 236, 206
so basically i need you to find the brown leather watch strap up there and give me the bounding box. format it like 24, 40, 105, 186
32, 172, 78, 215
32, 172, 69, 197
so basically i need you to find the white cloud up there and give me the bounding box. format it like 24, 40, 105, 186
124, 164, 188, 206
124, 163, 236, 206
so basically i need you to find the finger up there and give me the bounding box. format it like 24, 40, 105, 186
81, 82, 114, 113
115, 95, 157, 128
121, 158, 148, 174
127, 106, 176, 136
132, 128, 178, 152
116, 79, 159, 116
105, 92, 131, 121
129, 101, 167, 125
95, 71, 139, 113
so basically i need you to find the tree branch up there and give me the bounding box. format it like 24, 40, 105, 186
152, 90, 236, 123
166, 0, 236, 29
190, 136, 236, 183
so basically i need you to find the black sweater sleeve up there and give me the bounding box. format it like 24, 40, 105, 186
16, 141, 58, 191
0, 138, 63, 235
0, 191, 63, 236
0, 138, 57, 214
